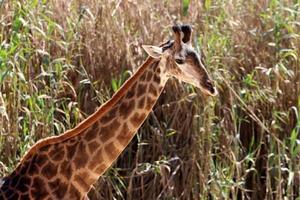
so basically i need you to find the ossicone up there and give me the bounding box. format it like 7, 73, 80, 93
181, 24, 192, 43
172, 24, 192, 46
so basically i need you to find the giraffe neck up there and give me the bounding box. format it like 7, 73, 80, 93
0, 56, 169, 199
76, 56, 169, 191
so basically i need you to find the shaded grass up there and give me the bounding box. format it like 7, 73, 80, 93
0, 0, 300, 199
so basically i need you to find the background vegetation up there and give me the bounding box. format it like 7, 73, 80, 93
0, 0, 299, 199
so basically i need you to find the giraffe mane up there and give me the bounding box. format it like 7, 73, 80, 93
15, 57, 156, 169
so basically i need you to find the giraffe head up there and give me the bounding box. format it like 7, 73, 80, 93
142, 24, 217, 96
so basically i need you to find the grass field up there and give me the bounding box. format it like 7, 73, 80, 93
0, 0, 299, 199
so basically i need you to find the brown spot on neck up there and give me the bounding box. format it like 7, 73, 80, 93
73, 142, 88, 169
74, 172, 91, 192
140, 72, 147, 81
104, 142, 120, 158
28, 162, 39, 175
94, 163, 108, 175
99, 119, 120, 142
130, 113, 147, 127
41, 161, 57, 179
116, 123, 132, 146
146, 70, 153, 81
148, 83, 158, 96
153, 73, 161, 84
68, 184, 81, 199
89, 148, 104, 171
119, 101, 135, 117
136, 83, 147, 97
31, 177, 48, 199
34, 153, 48, 167
67, 142, 78, 160
138, 96, 146, 109
87, 140, 100, 154
146, 96, 157, 110
85, 123, 100, 141
99, 106, 118, 124
59, 160, 72, 180
49, 145, 65, 162
49, 178, 68, 199
125, 90, 135, 99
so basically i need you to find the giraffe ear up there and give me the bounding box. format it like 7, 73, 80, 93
142, 45, 162, 59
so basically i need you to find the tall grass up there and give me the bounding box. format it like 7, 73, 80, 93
0, 0, 299, 199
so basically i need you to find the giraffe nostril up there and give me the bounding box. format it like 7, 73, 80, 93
204, 80, 216, 95
210, 87, 216, 94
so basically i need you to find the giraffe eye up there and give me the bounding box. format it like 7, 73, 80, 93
175, 58, 185, 64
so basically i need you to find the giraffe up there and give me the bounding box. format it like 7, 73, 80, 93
0, 24, 217, 200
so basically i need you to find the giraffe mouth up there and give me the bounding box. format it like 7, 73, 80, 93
200, 86, 218, 96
